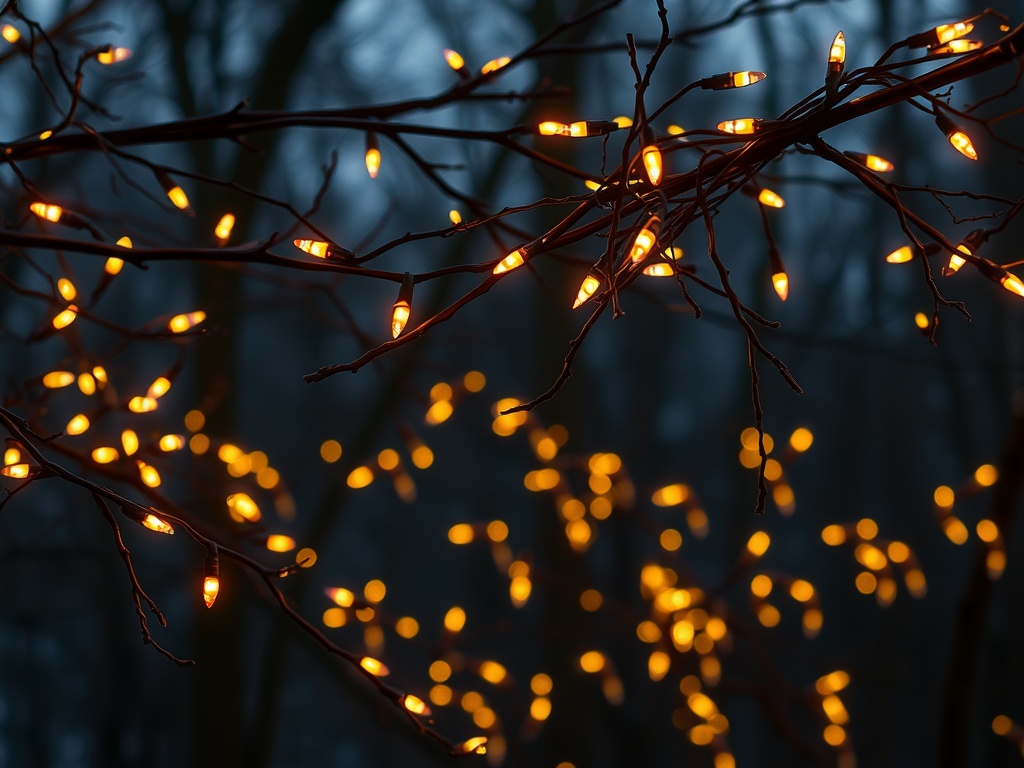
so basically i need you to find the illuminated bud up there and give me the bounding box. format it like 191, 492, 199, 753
203, 544, 220, 608
944, 229, 986, 276
976, 259, 1024, 298
443, 48, 469, 77
56, 278, 77, 301
493, 246, 528, 275
31, 202, 63, 223
770, 246, 788, 301
140, 512, 174, 534
2, 25, 20, 43
226, 492, 261, 523
886, 246, 915, 264
1, 463, 30, 478
365, 133, 381, 179
168, 311, 206, 333
403, 694, 431, 715
480, 56, 510, 74
359, 657, 389, 676
744, 186, 784, 208
137, 461, 161, 487
642, 262, 675, 277
843, 151, 894, 172
214, 214, 235, 244
128, 396, 158, 413
908, 21, 973, 49
52, 305, 78, 329
457, 737, 488, 755
928, 39, 981, 54
97, 46, 131, 64
92, 447, 119, 463
629, 214, 662, 264
392, 272, 414, 338
701, 71, 766, 89
159, 434, 185, 451
42, 371, 75, 388
573, 274, 601, 309
717, 118, 760, 135
266, 534, 296, 552
121, 429, 139, 456
157, 172, 192, 213
935, 112, 977, 160
66, 414, 90, 435
642, 128, 663, 186
827, 31, 846, 75
449, 209, 462, 225
293, 238, 353, 260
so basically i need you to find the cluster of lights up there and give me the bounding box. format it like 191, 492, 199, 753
821, 518, 927, 603
930, 464, 1004, 577
736, 427, 814, 514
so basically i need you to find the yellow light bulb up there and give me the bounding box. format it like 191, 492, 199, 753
359, 657, 389, 676
159, 434, 185, 451
642, 142, 663, 186
91, 446, 119, 463
52, 305, 78, 329
538, 121, 568, 136
105, 256, 125, 275
886, 246, 915, 264
147, 376, 171, 398
97, 46, 131, 65
935, 22, 973, 45
128, 396, 158, 413
266, 534, 296, 552
733, 70, 765, 87
141, 513, 174, 534
214, 213, 235, 243
137, 461, 161, 488
294, 239, 331, 258
758, 188, 785, 208
203, 576, 220, 608
930, 39, 981, 54
403, 694, 430, 715
573, 274, 601, 309
480, 56, 510, 74
226, 492, 261, 523
443, 48, 465, 71
629, 215, 661, 264
643, 262, 674, 277
166, 185, 190, 210
168, 311, 206, 333
493, 247, 527, 275
772, 272, 789, 301
66, 414, 90, 435
365, 140, 381, 179
121, 429, 139, 456
1, 464, 30, 478
42, 371, 75, 388
1000, 272, 1024, 297
1, 25, 20, 43
948, 131, 977, 160
30, 202, 63, 223
717, 118, 759, 135
449, 209, 462, 225
56, 278, 77, 301
829, 31, 846, 65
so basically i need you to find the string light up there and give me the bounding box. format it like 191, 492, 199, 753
976, 259, 1024, 297
934, 111, 978, 160
929, 39, 981, 55
701, 71, 766, 89
629, 214, 662, 264
907, 21, 973, 49
843, 151, 894, 172
769, 247, 788, 301
140, 512, 174, 534
365, 133, 381, 179
96, 46, 131, 64
642, 128, 663, 186
157, 172, 192, 212
826, 31, 846, 79
168, 311, 206, 332
572, 274, 601, 309
392, 272, 414, 338
1, 24, 19, 43
717, 118, 761, 135
214, 213, 235, 244
493, 246, 528, 275
30, 202, 63, 223
480, 56, 510, 74
943, 229, 985, 276
443, 48, 469, 77
537, 120, 618, 137
203, 544, 220, 608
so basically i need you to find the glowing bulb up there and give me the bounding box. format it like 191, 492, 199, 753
828, 31, 846, 68
91, 447, 119, 463
717, 118, 760, 135
934, 22, 974, 46
443, 48, 466, 72
1000, 272, 1024, 297
573, 274, 601, 309
168, 311, 206, 333
449, 209, 462, 225
1, 25, 20, 43
203, 576, 220, 608
165, 186, 190, 210
214, 213, 235, 243
266, 534, 296, 552
365, 134, 381, 179
128, 396, 158, 413
757, 188, 785, 208
57, 278, 77, 301
403, 694, 430, 715
702, 71, 766, 89
159, 434, 185, 452
97, 46, 131, 64
121, 429, 139, 456
52, 305, 78, 329
1, 464, 30, 478
458, 737, 488, 755
30, 202, 63, 223
66, 414, 90, 435
141, 513, 174, 534
493, 247, 527, 275
886, 246, 915, 264
480, 56, 510, 74
642, 133, 663, 186
42, 371, 75, 388
226, 492, 261, 523
772, 272, 789, 301
137, 461, 161, 488
929, 39, 981, 54
935, 112, 977, 160
629, 215, 661, 264
643, 262, 674, 277
392, 301, 410, 338
360, 657, 389, 676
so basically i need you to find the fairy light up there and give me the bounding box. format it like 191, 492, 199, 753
365, 133, 381, 179
42, 371, 75, 388
701, 71, 766, 89
97, 46, 131, 64
1, 463, 30, 478
718, 118, 760, 135
443, 48, 468, 76
91, 447, 119, 464
944, 229, 985, 276
137, 461, 161, 488
456, 737, 488, 755
1, 25, 19, 43
935, 112, 977, 160
391, 272, 414, 338
629, 214, 662, 264
480, 56, 510, 74
885, 245, 915, 264
52, 305, 78, 329
572, 274, 601, 308
827, 31, 846, 78
66, 414, 90, 435
226, 492, 261, 523
203, 545, 220, 608
140, 513, 174, 534
448, 209, 462, 225
121, 429, 139, 456
266, 534, 296, 552
537, 120, 618, 137
843, 151, 894, 172
643, 262, 674, 277
30, 202, 63, 223
359, 657, 389, 676
403, 694, 430, 716
908, 21, 974, 49
214, 213, 235, 244
168, 311, 206, 333
642, 129, 663, 186
157, 172, 192, 212
56, 278, 77, 302
929, 39, 981, 54
770, 247, 788, 301
128, 396, 157, 413
493, 246, 528, 275
757, 188, 785, 208
976, 258, 1024, 297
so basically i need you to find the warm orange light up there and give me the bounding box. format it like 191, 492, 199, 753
478, 660, 507, 685
66, 414, 90, 435
30, 202, 63, 223
858, 153, 894, 172
325, 587, 355, 607
935, 113, 977, 160
91, 446, 119, 463
137, 461, 161, 488
929, 39, 982, 54
365, 134, 381, 179
106, 238, 127, 274
203, 576, 220, 608
141, 513, 174, 534
703, 71, 766, 89
0, 463, 30, 478
359, 656, 389, 676
52, 305, 78, 329
42, 371, 75, 388
443, 48, 466, 71
629, 215, 661, 264
886, 245, 915, 264
128, 396, 157, 413
828, 31, 846, 68
97, 46, 131, 64
457, 737, 488, 755
493, 247, 527, 275
772, 272, 789, 301
265, 534, 295, 552
57, 278, 77, 301
167, 311, 206, 333
121, 429, 139, 456
158, 434, 185, 451
403, 694, 431, 715
746, 531, 770, 557
718, 118, 759, 135
214, 213, 235, 243
642, 262, 674, 277
642, 136, 663, 186
1, 25, 20, 43
392, 301, 411, 338
579, 650, 606, 673
226, 492, 261, 523
449, 209, 462, 225
758, 188, 785, 208
1000, 272, 1024, 297
573, 274, 601, 309
934, 22, 974, 45
480, 56, 510, 74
